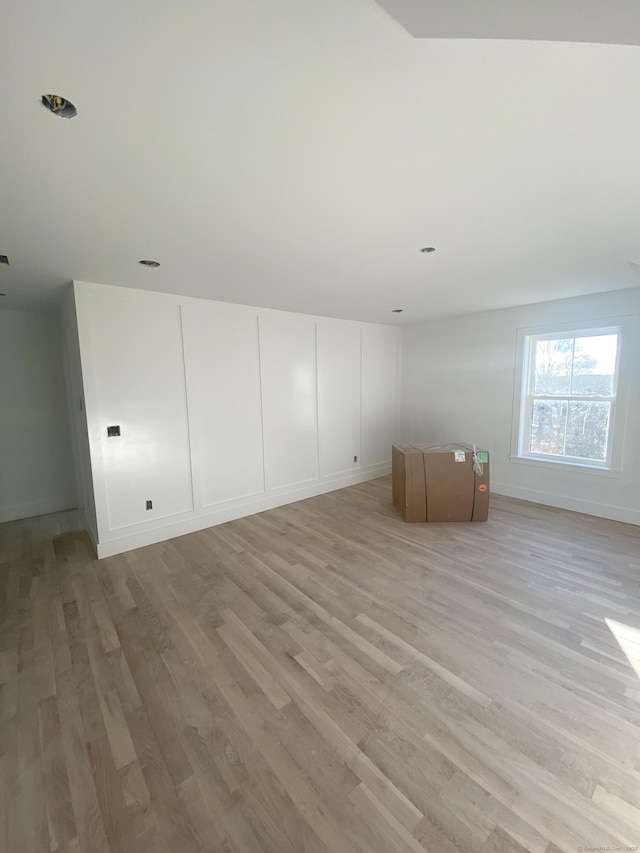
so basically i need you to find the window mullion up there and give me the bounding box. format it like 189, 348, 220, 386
606, 400, 615, 466
520, 336, 535, 455
532, 395, 615, 403
560, 399, 568, 457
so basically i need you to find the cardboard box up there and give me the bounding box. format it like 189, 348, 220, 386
392, 445, 426, 522
392, 443, 489, 522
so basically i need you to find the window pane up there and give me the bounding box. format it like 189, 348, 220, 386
528, 399, 567, 455
533, 339, 572, 395
570, 334, 618, 396
565, 401, 610, 461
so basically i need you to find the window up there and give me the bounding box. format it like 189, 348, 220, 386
516, 326, 621, 468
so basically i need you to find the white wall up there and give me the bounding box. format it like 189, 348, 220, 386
61, 292, 98, 544
362, 324, 402, 469
401, 287, 640, 525
73, 281, 401, 557
0, 310, 76, 522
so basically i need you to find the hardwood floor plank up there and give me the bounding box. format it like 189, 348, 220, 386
86, 734, 134, 853
349, 782, 428, 853
355, 611, 492, 707
217, 620, 291, 710
116, 759, 154, 840
57, 668, 111, 853
124, 705, 203, 852
39, 694, 76, 850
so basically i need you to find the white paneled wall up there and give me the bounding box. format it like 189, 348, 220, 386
259, 313, 319, 491
85, 294, 194, 529
183, 304, 264, 507
362, 324, 401, 469
73, 281, 399, 557
317, 322, 361, 478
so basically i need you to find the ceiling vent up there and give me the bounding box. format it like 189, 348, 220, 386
0, 255, 9, 265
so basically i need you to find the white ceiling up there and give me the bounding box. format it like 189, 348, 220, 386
1, 0, 640, 324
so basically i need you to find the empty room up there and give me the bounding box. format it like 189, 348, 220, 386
1, 2, 640, 851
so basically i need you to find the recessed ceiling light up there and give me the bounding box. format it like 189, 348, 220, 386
138, 259, 160, 268
419, 247, 436, 253
391, 308, 403, 313
0, 255, 9, 265
41, 94, 77, 118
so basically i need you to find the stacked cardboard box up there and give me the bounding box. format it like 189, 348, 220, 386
392, 443, 489, 523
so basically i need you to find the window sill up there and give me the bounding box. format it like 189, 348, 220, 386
509, 454, 622, 478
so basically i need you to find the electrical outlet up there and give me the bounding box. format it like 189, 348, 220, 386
107, 425, 121, 437
354, 455, 358, 463
146, 500, 153, 510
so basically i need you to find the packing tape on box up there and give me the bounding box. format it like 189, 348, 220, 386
472, 443, 483, 476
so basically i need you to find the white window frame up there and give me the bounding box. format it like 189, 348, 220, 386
511, 320, 627, 472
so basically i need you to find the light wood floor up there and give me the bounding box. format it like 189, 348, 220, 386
2, 478, 640, 853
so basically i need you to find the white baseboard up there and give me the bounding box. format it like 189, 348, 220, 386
0, 495, 77, 524
491, 482, 640, 527
95, 466, 391, 559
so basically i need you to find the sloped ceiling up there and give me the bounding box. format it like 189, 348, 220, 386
1, 0, 639, 323
375, 0, 640, 45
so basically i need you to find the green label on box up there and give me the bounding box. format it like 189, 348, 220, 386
477, 452, 488, 463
